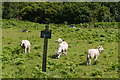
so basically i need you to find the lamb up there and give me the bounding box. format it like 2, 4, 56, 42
55, 38, 68, 59
20, 40, 31, 53
86, 45, 104, 65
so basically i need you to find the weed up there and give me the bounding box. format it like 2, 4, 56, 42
92, 69, 103, 77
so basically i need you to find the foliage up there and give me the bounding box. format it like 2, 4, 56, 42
2, 2, 120, 24
2, 2, 20, 19
2, 19, 119, 29
90, 6, 111, 22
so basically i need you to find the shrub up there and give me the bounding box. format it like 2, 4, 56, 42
92, 69, 103, 76
33, 45, 42, 49
14, 58, 25, 65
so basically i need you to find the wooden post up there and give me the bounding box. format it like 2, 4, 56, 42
42, 26, 49, 72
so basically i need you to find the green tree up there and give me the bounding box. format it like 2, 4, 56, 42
2, 2, 120, 23
101, 2, 120, 22
90, 6, 111, 22
62, 2, 91, 24
2, 2, 20, 19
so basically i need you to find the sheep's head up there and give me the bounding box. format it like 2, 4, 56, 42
98, 45, 104, 52
20, 42, 23, 47
20, 40, 25, 48
55, 38, 63, 42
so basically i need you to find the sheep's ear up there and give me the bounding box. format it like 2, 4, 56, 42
98, 46, 101, 48
20, 42, 24, 46
20, 43, 22, 46
58, 38, 60, 39
99, 45, 102, 47
20, 43, 21, 46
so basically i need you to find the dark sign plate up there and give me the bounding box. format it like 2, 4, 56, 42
41, 31, 51, 39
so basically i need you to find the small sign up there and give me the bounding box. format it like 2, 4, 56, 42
41, 31, 51, 39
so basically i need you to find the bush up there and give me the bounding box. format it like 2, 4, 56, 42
14, 58, 25, 65
92, 69, 103, 77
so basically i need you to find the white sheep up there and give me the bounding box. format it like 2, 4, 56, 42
55, 38, 68, 59
20, 40, 31, 53
86, 45, 104, 65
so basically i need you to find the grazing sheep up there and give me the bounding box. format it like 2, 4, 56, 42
55, 38, 68, 59
87, 46, 104, 65
20, 40, 31, 53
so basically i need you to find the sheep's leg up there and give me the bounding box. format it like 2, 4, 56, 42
56, 52, 61, 59
57, 48, 62, 59
25, 48, 27, 53
63, 50, 67, 56
87, 59, 90, 65
87, 55, 91, 65
87, 56, 89, 65
87, 62, 89, 65
87, 54, 91, 65
57, 50, 61, 59
28, 47, 30, 53
58, 54, 60, 59
64, 52, 67, 56
94, 56, 98, 64
89, 59, 91, 65
87, 59, 91, 65
22, 49, 25, 53
94, 57, 98, 61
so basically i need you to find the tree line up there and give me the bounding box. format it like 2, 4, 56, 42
2, 2, 120, 24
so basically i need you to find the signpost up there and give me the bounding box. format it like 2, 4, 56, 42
41, 25, 51, 72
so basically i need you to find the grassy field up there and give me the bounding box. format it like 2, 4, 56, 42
2, 19, 119, 78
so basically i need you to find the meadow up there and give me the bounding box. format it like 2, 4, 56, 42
2, 19, 119, 78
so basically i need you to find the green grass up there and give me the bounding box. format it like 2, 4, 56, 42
2, 19, 119, 78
